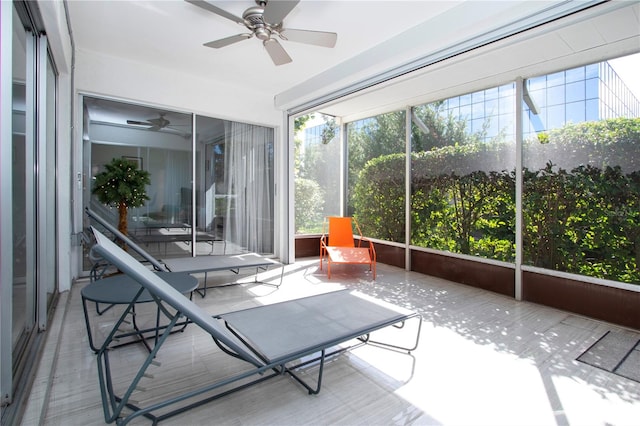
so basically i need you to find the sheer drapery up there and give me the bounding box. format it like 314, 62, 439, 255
161, 149, 191, 223
224, 122, 274, 254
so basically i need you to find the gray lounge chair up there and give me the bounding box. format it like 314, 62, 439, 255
90, 227, 422, 425
86, 207, 283, 294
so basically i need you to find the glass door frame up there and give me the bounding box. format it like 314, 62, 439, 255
1, 0, 16, 407
1, 1, 59, 413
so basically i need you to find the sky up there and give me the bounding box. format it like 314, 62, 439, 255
608, 52, 640, 101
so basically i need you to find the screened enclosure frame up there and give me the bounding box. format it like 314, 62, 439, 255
288, 1, 640, 298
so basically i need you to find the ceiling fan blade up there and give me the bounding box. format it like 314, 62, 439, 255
204, 33, 252, 49
184, 0, 244, 24
126, 120, 152, 126
263, 0, 300, 24
280, 28, 337, 48
263, 39, 292, 66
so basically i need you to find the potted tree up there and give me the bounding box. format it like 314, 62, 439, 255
92, 157, 151, 239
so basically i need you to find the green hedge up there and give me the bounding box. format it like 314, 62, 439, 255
352, 118, 640, 284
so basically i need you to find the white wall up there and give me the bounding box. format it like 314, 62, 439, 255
74, 49, 281, 127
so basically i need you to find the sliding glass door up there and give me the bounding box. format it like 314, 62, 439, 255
194, 115, 275, 255
83, 97, 275, 270
1, 2, 58, 414
10, 3, 36, 372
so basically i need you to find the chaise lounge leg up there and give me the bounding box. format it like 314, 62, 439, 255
285, 349, 326, 395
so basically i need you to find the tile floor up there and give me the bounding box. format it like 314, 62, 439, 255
22, 258, 640, 425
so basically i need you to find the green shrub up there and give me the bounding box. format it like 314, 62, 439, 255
351, 118, 640, 283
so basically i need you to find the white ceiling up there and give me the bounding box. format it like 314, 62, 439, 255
67, 0, 640, 126
67, 0, 458, 99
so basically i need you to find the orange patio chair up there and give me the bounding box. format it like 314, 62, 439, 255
319, 216, 376, 279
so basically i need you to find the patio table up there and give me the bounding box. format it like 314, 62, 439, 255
81, 271, 198, 353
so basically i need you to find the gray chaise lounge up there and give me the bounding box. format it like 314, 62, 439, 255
90, 227, 421, 425
86, 207, 283, 293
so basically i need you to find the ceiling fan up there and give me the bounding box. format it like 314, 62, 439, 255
126, 113, 174, 131
185, 0, 337, 66
126, 113, 192, 139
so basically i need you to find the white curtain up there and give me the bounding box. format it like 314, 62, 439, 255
224, 122, 274, 253
163, 149, 191, 223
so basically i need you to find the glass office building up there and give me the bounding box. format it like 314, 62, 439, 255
432, 60, 640, 141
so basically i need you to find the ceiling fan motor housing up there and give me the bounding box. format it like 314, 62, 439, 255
243, 6, 273, 40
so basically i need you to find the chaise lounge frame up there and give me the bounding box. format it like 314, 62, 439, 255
90, 227, 421, 425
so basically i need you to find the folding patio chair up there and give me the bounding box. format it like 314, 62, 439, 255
320, 216, 377, 279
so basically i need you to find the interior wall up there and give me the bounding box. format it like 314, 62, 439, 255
74, 49, 281, 127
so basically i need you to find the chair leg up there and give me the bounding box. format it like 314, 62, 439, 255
319, 245, 326, 271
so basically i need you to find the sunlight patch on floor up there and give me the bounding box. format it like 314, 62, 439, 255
395, 325, 556, 426
553, 374, 640, 426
